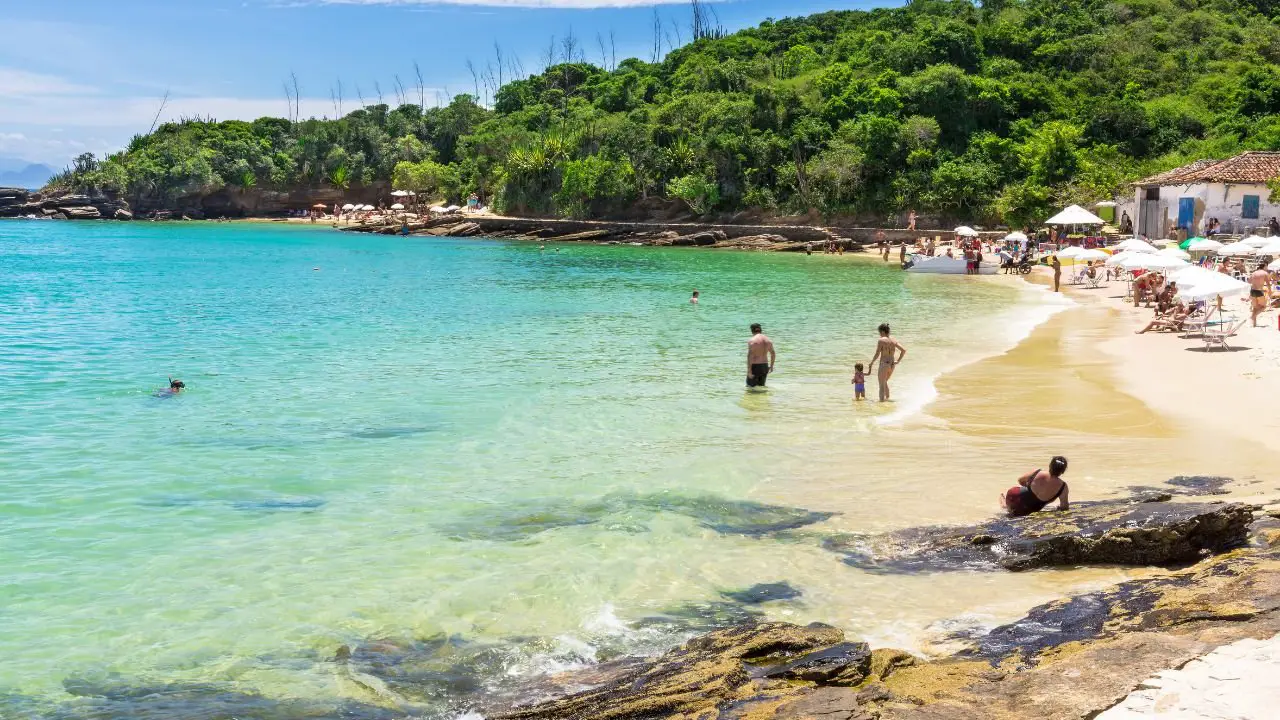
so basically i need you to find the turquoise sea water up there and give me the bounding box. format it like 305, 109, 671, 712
0, 221, 1042, 718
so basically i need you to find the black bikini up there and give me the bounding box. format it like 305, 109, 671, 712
1013, 469, 1066, 515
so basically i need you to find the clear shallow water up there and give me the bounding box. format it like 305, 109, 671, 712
1, 221, 1086, 717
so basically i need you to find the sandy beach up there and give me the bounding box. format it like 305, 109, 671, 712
1037, 267, 1280, 456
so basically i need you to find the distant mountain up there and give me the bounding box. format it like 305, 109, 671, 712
0, 158, 56, 190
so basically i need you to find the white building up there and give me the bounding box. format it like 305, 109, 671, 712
1132, 151, 1280, 239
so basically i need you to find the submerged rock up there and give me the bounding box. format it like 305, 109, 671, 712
443, 492, 836, 542
825, 499, 1253, 572
721, 582, 803, 605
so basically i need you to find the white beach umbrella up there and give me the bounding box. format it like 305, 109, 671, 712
1004, 231, 1028, 243
390, 203, 405, 210
954, 226, 979, 237
1120, 253, 1188, 271
1216, 243, 1257, 257
1105, 250, 1137, 266
341, 203, 355, 211
1114, 238, 1159, 254
1176, 274, 1251, 302
1158, 247, 1191, 261
1076, 248, 1110, 262
1239, 235, 1270, 248
390, 190, 409, 197
1055, 245, 1087, 258
1169, 265, 1222, 286
1045, 204, 1106, 225
429, 206, 447, 213
1269, 258, 1280, 271
445, 205, 462, 212
1258, 239, 1280, 255
1187, 238, 1224, 253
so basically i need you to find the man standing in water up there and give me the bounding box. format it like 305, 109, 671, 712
1051, 255, 1062, 292
746, 323, 775, 389
869, 323, 906, 402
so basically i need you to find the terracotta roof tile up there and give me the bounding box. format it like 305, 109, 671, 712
1136, 151, 1280, 185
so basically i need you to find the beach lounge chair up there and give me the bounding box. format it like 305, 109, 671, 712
1085, 270, 1103, 289
1203, 316, 1247, 351
1179, 305, 1210, 337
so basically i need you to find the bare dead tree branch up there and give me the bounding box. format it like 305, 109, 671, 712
331, 86, 339, 119
355, 83, 365, 109
465, 59, 480, 100
494, 43, 505, 87
337, 78, 344, 116
283, 81, 293, 123
610, 30, 617, 71
393, 74, 406, 106
148, 89, 170, 134
374, 80, 384, 105
651, 10, 662, 63
290, 71, 301, 122
413, 62, 425, 112
596, 32, 608, 69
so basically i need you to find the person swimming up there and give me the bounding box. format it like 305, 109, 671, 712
167, 378, 185, 393
1001, 456, 1070, 516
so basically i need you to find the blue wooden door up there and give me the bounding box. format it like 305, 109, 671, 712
1177, 197, 1195, 229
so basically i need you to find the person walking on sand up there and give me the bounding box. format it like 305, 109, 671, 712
1051, 255, 1062, 292
1001, 456, 1070, 516
1250, 263, 1271, 326
746, 324, 775, 389
906, 209, 917, 231
869, 323, 905, 402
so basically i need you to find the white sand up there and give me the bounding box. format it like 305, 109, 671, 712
1048, 272, 1280, 455
1097, 634, 1280, 719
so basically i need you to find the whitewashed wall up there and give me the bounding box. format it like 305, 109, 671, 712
1140, 182, 1278, 236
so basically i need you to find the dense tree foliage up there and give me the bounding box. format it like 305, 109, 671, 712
51, 0, 1280, 223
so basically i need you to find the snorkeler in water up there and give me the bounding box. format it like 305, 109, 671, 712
167, 377, 185, 394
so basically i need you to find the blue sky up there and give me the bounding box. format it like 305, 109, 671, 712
0, 0, 891, 168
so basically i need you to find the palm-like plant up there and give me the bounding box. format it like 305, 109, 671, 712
329, 165, 351, 190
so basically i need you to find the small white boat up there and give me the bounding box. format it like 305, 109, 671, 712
904, 253, 997, 275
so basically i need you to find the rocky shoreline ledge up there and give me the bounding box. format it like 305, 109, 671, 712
466, 482, 1280, 720
337, 214, 947, 251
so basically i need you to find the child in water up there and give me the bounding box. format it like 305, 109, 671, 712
851, 363, 866, 401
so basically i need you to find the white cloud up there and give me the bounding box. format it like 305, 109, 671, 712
0, 95, 335, 128
0, 68, 100, 98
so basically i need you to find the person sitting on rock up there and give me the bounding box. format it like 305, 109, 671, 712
1001, 456, 1069, 516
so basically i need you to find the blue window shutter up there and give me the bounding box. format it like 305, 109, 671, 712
1243, 194, 1260, 219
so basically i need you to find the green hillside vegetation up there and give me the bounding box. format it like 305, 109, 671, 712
48, 0, 1280, 225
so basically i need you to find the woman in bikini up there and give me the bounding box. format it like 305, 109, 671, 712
1001, 456, 1070, 516
868, 323, 906, 402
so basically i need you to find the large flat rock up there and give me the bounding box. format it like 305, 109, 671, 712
824, 499, 1253, 572
494, 622, 847, 720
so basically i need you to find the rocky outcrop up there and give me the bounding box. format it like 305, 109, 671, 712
0, 188, 134, 220
495, 622, 848, 720
61, 205, 102, 220
825, 497, 1253, 573
341, 214, 850, 251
